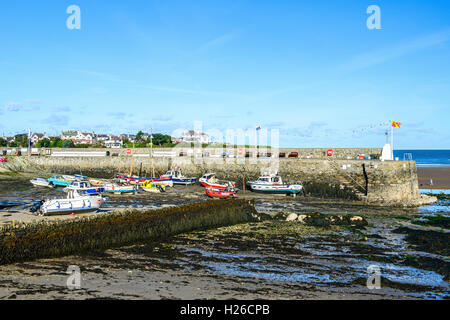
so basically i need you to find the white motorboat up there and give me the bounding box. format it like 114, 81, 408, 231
30, 178, 54, 188
247, 173, 303, 196
40, 189, 105, 216
63, 180, 105, 195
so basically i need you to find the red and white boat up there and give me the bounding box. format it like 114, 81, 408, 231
205, 187, 238, 198
199, 173, 235, 190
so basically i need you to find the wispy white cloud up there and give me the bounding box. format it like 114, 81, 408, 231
339, 28, 450, 72
53, 106, 71, 112
4, 102, 23, 112
43, 115, 69, 126
199, 32, 237, 51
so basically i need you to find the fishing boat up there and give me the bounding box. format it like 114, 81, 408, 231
161, 167, 196, 185
39, 189, 104, 216
141, 181, 165, 193
247, 173, 303, 196
63, 181, 105, 195
116, 174, 173, 187
205, 184, 238, 198
103, 182, 139, 194
30, 177, 54, 188
47, 175, 72, 187
199, 173, 235, 190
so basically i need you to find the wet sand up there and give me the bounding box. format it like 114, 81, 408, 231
0, 173, 449, 300
418, 167, 450, 189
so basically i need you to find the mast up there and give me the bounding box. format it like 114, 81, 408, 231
151, 127, 155, 177
129, 142, 135, 177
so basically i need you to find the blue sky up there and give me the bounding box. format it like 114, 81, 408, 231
0, 0, 449, 148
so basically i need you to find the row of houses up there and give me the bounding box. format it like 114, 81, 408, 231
2, 130, 212, 148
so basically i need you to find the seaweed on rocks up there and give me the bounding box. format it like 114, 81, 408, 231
0, 199, 258, 265
393, 227, 450, 256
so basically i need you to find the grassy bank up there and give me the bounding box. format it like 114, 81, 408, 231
0, 199, 258, 265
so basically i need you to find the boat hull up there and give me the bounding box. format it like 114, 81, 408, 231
30, 179, 54, 188
171, 178, 196, 185
41, 196, 104, 215
248, 183, 303, 195
205, 188, 237, 198
48, 179, 72, 187
103, 183, 138, 193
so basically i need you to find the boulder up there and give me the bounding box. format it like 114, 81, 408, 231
286, 213, 298, 221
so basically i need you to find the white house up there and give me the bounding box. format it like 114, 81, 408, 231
61, 131, 96, 145
119, 134, 136, 143
30, 132, 48, 145
174, 130, 210, 144
103, 135, 123, 148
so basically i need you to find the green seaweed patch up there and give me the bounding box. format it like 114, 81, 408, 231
393, 227, 450, 256
412, 215, 450, 229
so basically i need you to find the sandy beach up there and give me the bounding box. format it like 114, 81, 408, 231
417, 167, 450, 189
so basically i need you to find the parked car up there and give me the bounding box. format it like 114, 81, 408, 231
0, 157, 6, 163
288, 152, 299, 158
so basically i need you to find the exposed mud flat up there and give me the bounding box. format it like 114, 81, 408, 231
0, 174, 448, 300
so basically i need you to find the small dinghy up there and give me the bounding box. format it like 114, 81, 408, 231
39, 189, 105, 216
205, 185, 238, 199
141, 181, 166, 193
199, 173, 235, 190
30, 178, 54, 188
63, 180, 105, 195
103, 182, 139, 194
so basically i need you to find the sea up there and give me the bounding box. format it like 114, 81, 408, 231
394, 150, 450, 167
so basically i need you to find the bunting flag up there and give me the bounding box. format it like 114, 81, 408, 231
256, 126, 261, 131
391, 121, 401, 128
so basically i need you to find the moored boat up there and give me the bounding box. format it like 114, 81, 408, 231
103, 182, 139, 194
247, 173, 302, 196
30, 177, 54, 188
141, 181, 166, 193
39, 189, 105, 216
161, 167, 196, 185
205, 186, 238, 198
48, 175, 72, 187
63, 180, 105, 195
116, 174, 173, 187
199, 173, 235, 190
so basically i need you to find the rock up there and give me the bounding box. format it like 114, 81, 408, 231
286, 213, 298, 221
297, 215, 307, 223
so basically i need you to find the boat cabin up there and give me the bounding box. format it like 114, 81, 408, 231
256, 175, 283, 184
70, 181, 92, 188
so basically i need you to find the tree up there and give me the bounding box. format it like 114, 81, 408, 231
152, 133, 171, 146
0, 138, 7, 147
14, 134, 28, 147
136, 131, 146, 142
37, 138, 51, 148
62, 140, 74, 148
50, 137, 63, 148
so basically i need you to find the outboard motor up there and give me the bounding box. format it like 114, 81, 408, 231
29, 200, 44, 215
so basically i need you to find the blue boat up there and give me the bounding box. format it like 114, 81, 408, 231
161, 168, 196, 185
63, 181, 105, 195
48, 175, 73, 187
